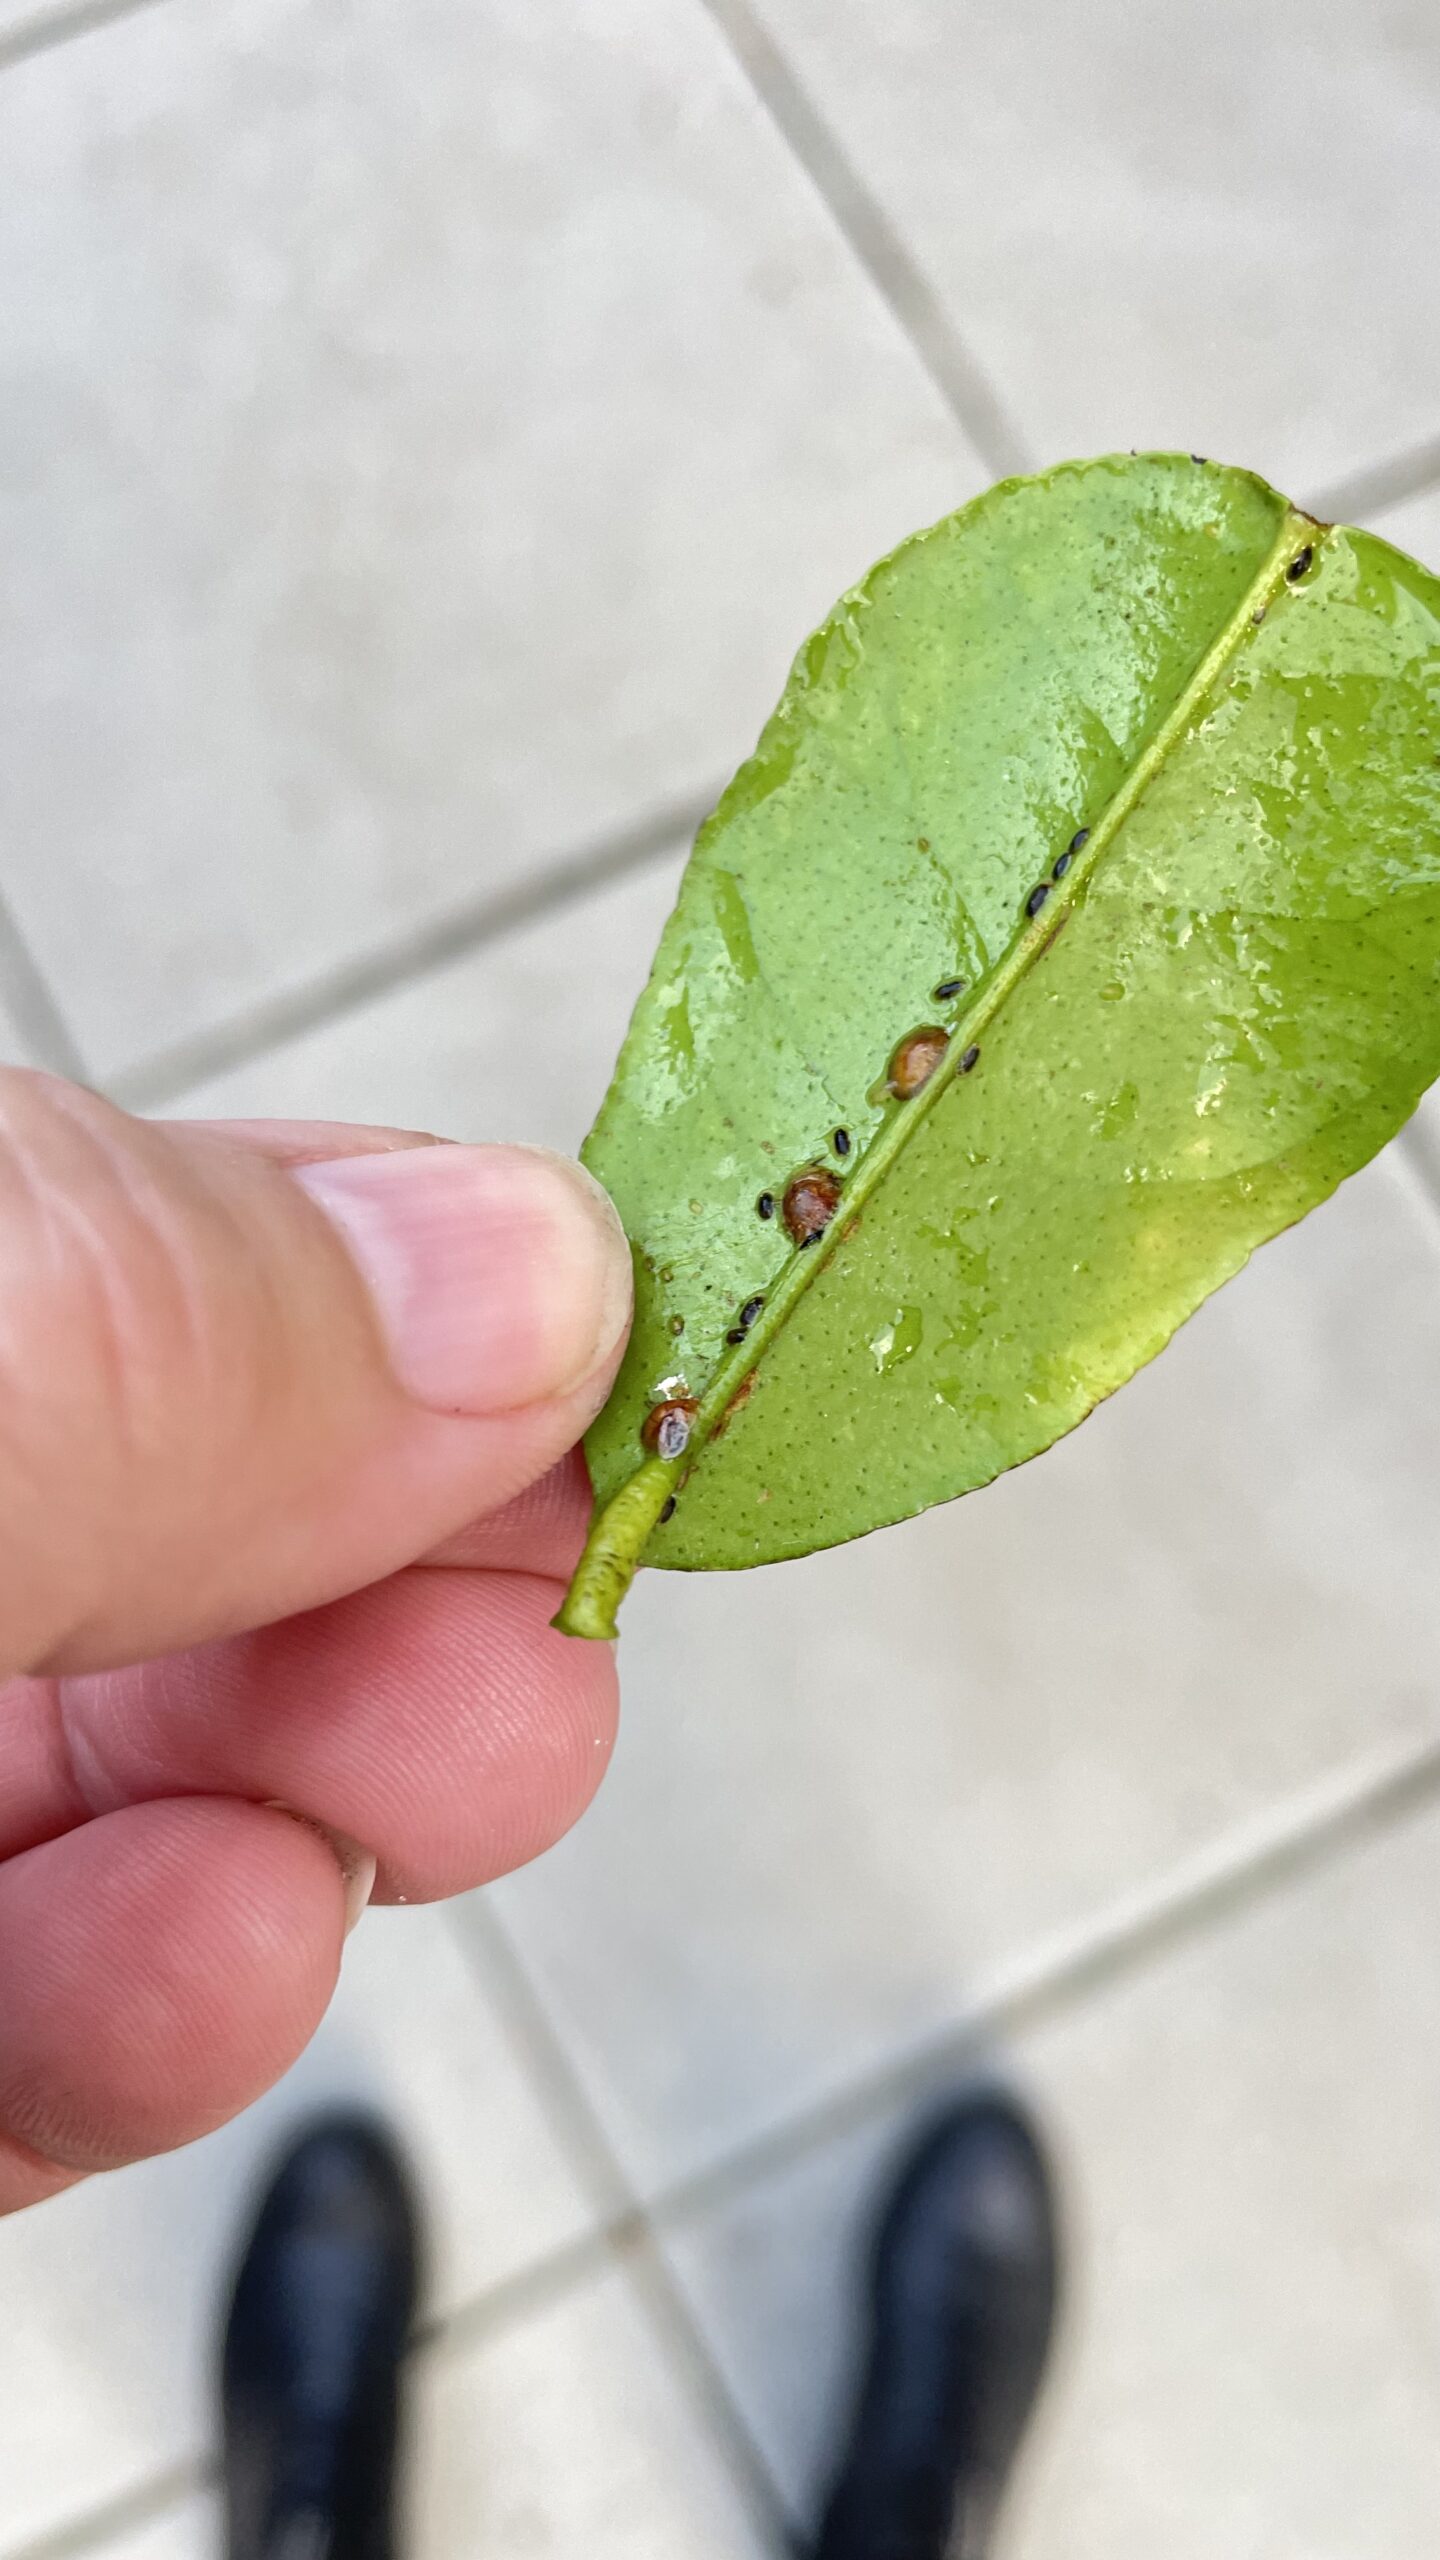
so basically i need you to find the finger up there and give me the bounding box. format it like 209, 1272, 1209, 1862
0, 1074, 630, 1676
0, 1675, 83, 1861
0, 1799, 344, 2207
420, 1447, 596, 1576
0, 2133, 82, 2216
51, 1565, 620, 1900
0, 1455, 601, 1863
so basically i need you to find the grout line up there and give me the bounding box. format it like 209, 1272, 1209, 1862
110, 787, 715, 1111
644, 1728, 1440, 2239
1311, 431, 1440, 529
10, 2230, 631, 2560
410, 2217, 625, 2363
32, 1737, 1435, 2560
697, 0, 1031, 482
2, 2461, 205, 2560
445, 1895, 796, 2553
614, 2228, 801, 2560
0, 893, 88, 1081
427, 1732, 1440, 2524
449, 1896, 634, 2226
0, 0, 163, 74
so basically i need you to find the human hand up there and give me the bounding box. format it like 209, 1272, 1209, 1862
0, 1071, 632, 2214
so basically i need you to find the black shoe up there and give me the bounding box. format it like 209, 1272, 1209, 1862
220, 2113, 421, 2560
813, 2092, 1059, 2560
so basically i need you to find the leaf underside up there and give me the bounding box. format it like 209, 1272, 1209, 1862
558, 453, 1440, 1640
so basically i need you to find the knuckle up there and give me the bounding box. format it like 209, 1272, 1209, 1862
0, 1074, 218, 1441
0, 1075, 252, 1665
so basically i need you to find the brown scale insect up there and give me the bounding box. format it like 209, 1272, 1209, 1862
641, 1396, 698, 1460
885, 1025, 950, 1100
782, 1164, 843, 1247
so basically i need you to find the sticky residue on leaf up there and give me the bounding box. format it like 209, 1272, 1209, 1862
555, 453, 1440, 1641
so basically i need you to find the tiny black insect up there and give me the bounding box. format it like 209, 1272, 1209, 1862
757, 1191, 775, 1220
1052, 849, 1073, 880
1026, 882, 1051, 918
933, 976, 967, 1002
738, 1295, 764, 1330
1286, 545, 1314, 582
660, 1496, 677, 1523
959, 1044, 981, 1073
833, 1127, 852, 1157
726, 1326, 746, 1344
1190, 453, 1208, 465
1068, 827, 1090, 855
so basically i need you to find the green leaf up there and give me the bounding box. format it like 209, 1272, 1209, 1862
557, 453, 1440, 1641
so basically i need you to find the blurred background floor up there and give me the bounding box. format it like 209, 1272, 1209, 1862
2, 3, 1439, 2555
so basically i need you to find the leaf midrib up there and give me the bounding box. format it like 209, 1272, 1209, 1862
556, 503, 1314, 1638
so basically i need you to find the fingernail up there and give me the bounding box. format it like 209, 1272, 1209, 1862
265, 1805, 376, 1936
294, 1143, 631, 1414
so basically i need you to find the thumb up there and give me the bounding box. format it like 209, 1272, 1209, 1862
0, 1071, 630, 1677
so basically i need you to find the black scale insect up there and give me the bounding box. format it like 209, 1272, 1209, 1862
727, 1294, 765, 1344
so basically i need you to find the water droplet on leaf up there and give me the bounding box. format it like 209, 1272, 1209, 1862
869, 1305, 923, 1374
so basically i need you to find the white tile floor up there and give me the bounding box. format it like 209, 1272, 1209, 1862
739, 0, 1440, 504
1, 3, 1439, 2556
663, 1795, 1440, 2560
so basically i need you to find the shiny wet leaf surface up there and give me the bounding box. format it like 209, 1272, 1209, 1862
559, 454, 1440, 1637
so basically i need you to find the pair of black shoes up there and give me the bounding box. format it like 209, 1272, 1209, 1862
222, 2096, 1058, 2560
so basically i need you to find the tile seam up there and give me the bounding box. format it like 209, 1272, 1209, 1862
697, 0, 1031, 480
